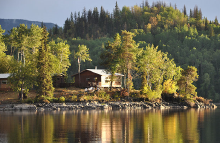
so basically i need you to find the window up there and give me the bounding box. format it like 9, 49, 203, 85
86, 78, 90, 81
105, 77, 110, 83
1, 80, 7, 84
94, 77, 97, 81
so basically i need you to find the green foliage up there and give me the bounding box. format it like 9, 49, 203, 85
0, 25, 12, 73
35, 95, 52, 103
137, 44, 180, 99
177, 66, 198, 99
48, 38, 71, 74
71, 95, 78, 101
58, 96, 65, 102
8, 60, 37, 94
75, 44, 92, 62
145, 90, 161, 101
130, 90, 140, 98
100, 33, 121, 90
37, 27, 54, 97
163, 79, 177, 94
3, 1, 220, 102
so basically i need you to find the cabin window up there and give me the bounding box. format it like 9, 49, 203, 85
57, 78, 60, 80
86, 78, 90, 81
94, 77, 97, 81
105, 77, 110, 83
1, 80, 7, 84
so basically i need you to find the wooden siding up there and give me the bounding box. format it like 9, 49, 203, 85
74, 70, 102, 88
73, 70, 122, 88
0, 78, 11, 91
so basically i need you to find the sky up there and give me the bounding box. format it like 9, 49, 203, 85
0, 0, 219, 27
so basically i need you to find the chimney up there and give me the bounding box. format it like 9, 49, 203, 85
95, 66, 97, 70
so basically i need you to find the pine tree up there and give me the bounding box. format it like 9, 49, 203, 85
100, 33, 121, 90
114, 2, 121, 33
205, 17, 209, 31
37, 27, 54, 97
183, 5, 187, 16
120, 30, 139, 94
214, 16, 218, 25
177, 66, 198, 98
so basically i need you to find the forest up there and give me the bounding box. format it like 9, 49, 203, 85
1, 1, 220, 102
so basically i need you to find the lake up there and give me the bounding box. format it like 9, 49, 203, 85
0, 107, 219, 143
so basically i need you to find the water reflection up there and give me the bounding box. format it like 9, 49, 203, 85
0, 108, 219, 143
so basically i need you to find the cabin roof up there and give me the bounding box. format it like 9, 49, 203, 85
0, 73, 10, 79
72, 69, 124, 76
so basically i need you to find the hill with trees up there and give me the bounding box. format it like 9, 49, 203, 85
2, 1, 220, 102
0, 19, 58, 34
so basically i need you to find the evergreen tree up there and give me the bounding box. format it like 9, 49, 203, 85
114, 2, 121, 33
37, 27, 54, 97
120, 30, 139, 94
100, 33, 121, 90
183, 5, 187, 16
177, 66, 198, 98
214, 16, 218, 25
205, 17, 209, 31
209, 26, 215, 37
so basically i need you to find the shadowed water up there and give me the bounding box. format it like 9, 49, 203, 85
0, 108, 219, 143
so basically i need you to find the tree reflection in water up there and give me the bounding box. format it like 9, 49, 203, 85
0, 108, 219, 143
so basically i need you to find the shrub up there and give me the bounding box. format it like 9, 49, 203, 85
104, 94, 110, 101
59, 96, 65, 102
23, 98, 35, 103
97, 90, 106, 98
112, 92, 120, 100
146, 90, 161, 101
52, 98, 59, 103
71, 95, 78, 101
35, 95, 52, 103
120, 89, 129, 97
130, 90, 140, 98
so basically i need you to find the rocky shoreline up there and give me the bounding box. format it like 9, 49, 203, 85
0, 101, 217, 111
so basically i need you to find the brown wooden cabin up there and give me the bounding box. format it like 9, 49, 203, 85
53, 74, 66, 88
72, 69, 123, 88
0, 73, 11, 91
53, 74, 74, 88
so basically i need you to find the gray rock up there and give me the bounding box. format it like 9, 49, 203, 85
13, 104, 37, 110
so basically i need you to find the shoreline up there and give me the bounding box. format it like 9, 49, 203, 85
0, 101, 217, 111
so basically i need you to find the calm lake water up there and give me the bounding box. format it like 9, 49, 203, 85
0, 107, 219, 143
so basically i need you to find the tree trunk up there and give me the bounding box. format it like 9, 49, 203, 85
20, 80, 23, 100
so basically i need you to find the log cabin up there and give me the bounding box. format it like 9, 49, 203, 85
72, 68, 124, 88
0, 73, 11, 91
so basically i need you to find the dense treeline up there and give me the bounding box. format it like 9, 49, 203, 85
49, 1, 220, 101
2, 1, 220, 101
49, 1, 218, 40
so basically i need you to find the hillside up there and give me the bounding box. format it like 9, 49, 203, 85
2, 1, 220, 102
0, 19, 57, 34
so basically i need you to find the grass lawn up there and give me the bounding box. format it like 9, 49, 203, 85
0, 87, 85, 104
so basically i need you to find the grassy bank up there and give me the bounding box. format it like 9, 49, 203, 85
0, 87, 213, 108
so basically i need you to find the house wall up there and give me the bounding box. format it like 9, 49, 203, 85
112, 76, 122, 87
101, 76, 122, 88
0, 78, 11, 91
74, 71, 101, 88
53, 75, 66, 88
